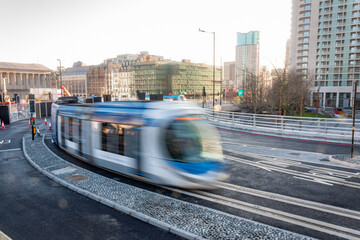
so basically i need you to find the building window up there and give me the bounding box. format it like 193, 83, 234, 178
339, 93, 351, 107
326, 93, 337, 107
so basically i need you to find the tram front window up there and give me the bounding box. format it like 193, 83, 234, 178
165, 118, 223, 163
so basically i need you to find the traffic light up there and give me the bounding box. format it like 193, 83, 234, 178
29, 99, 36, 113
202, 86, 206, 97
30, 117, 35, 126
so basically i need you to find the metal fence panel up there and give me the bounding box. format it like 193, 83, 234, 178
205, 110, 360, 143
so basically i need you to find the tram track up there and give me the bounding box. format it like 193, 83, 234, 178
163, 185, 360, 240
215, 181, 360, 221
45, 137, 360, 239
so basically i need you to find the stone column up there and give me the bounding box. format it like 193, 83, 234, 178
19, 73, 23, 90
0, 72, 2, 90
35, 73, 39, 87
25, 73, 29, 89
6, 72, 9, 89
31, 73, 35, 87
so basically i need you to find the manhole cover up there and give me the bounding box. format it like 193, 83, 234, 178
66, 175, 88, 182
8, 157, 20, 161
289, 153, 301, 156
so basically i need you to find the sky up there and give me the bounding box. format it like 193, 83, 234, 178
0, 0, 292, 70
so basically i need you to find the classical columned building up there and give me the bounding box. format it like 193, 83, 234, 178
0, 62, 52, 100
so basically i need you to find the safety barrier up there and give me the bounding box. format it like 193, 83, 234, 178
9, 103, 31, 123
8, 102, 52, 124
205, 109, 360, 143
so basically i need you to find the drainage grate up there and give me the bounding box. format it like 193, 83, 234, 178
66, 174, 88, 182
8, 157, 20, 161
288, 153, 301, 156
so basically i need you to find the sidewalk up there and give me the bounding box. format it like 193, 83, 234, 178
329, 154, 360, 168
22, 133, 311, 240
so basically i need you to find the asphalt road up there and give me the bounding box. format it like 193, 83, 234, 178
2, 119, 360, 240
43, 125, 360, 239
219, 128, 360, 155
0, 120, 182, 240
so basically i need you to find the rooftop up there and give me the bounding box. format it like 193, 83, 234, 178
0, 62, 52, 72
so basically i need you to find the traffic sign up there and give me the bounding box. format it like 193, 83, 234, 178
238, 89, 244, 97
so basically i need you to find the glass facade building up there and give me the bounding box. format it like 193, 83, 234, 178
235, 31, 260, 89
131, 61, 221, 100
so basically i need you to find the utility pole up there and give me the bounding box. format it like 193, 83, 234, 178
57, 59, 63, 97
351, 81, 357, 158
316, 87, 320, 118
212, 31, 215, 107
199, 28, 215, 108
2, 78, 6, 105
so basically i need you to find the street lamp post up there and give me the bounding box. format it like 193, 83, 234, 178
2, 78, 6, 105
57, 59, 63, 97
199, 28, 215, 107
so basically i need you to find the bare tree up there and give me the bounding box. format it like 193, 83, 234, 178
270, 69, 313, 116
240, 68, 269, 113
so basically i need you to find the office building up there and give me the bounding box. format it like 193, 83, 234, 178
62, 62, 89, 97
235, 31, 260, 89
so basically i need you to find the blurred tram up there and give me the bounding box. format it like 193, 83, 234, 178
51, 97, 226, 188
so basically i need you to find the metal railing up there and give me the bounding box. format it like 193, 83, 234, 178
205, 109, 360, 143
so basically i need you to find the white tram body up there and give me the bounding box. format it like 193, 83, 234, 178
51, 99, 226, 188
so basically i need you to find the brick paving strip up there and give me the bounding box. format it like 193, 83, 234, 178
22, 134, 313, 240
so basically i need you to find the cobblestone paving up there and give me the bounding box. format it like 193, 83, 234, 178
23, 135, 313, 240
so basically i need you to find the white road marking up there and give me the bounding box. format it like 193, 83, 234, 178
0, 148, 21, 153
225, 154, 360, 188
0, 231, 12, 240
51, 167, 77, 175
215, 181, 360, 220
0, 140, 11, 144
293, 176, 334, 186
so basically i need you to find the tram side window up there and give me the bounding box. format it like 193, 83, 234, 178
60, 116, 65, 143
124, 127, 141, 159
60, 117, 65, 133
71, 118, 81, 144
68, 117, 73, 142
102, 123, 124, 155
